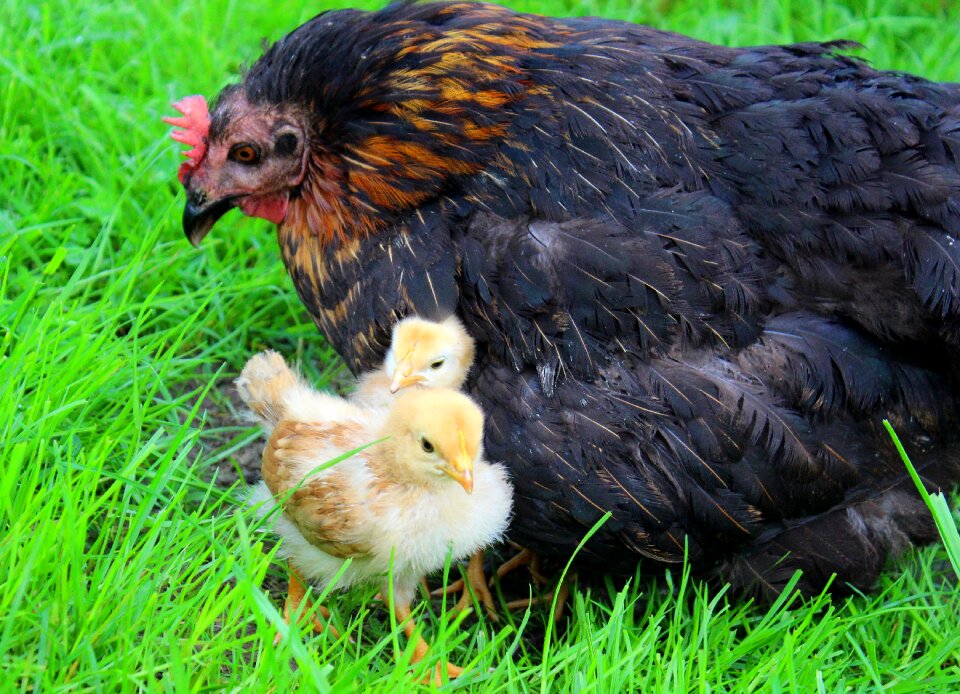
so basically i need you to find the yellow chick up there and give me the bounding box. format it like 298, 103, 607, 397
351, 315, 500, 617
351, 315, 475, 409
236, 350, 512, 681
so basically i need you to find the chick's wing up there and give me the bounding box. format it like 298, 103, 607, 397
263, 419, 375, 559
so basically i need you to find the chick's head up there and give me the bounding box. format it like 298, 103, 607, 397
383, 388, 485, 494
383, 316, 475, 393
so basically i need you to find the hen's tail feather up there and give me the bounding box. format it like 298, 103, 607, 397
718, 444, 960, 600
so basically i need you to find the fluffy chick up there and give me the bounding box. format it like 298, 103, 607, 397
237, 350, 512, 680
351, 315, 499, 617
351, 315, 475, 410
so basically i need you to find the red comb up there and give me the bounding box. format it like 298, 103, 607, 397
163, 95, 211, 183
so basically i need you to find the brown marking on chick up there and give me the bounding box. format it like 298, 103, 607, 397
327, 421, 366, 450
263, 419, 373, 558
262, 420, 304, 493
289, 478, 374, 558
262, 420, 364, 494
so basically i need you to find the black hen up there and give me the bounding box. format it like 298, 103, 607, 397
169, 1, 960, 599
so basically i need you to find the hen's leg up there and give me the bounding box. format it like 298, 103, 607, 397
504, 571, 573, 623
494, 545, 550, 586
495, 545, 572, 623
394, 600, 463, 684
431, 550, 498, 620
274, 561, 340, 645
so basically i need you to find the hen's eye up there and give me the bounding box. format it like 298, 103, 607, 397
275, 132, 299, 156
420, 438, 434, 453
430, 359, 445, 370
229, 143, 261, 165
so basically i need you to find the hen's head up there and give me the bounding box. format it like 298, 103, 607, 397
383, 388, 485, 494
384, 315, 475, 393
166, 2, 559, 246
165, 89, 311, 245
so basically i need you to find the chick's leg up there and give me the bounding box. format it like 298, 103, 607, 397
394, 600, 463, 683
274, 561, 340, 645
430, 550, 498, 621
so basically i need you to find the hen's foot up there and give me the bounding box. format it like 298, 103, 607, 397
431, 550, 499, 621
494, 544, 550, 586
494, 545, 572, 623
504, 570, 573, 623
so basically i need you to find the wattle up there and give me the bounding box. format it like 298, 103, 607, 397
239, 194, 289, 224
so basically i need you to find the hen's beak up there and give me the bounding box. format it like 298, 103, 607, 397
182, 188, 236, 246
443, 430, 474, 494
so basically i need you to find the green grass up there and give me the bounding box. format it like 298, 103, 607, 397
886, 422, 960, 581
2, 0, 959, 690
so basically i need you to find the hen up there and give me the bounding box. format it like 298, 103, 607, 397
237, 350, 512, 678
171, 2, 960, 598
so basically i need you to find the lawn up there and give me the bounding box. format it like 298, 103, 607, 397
2, 0, 959, 691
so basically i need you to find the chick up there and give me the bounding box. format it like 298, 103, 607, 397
349, 315, 504, 617
351, 315, 475, 410
237, 350, 512, 681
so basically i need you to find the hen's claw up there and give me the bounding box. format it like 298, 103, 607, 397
495, 544, 550, 586
504, 571, 573, 623
493, 545, 572, 623
431, 550, 499, 621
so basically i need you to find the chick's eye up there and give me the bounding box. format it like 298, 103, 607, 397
229, 144, 261, 165
430, 359, 445, 370
420, 438, 434, 454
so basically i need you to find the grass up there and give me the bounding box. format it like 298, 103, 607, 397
2, 0, 959, 690
886, 422, 960, 581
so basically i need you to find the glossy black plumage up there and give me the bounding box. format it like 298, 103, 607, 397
195, 2, 960, 599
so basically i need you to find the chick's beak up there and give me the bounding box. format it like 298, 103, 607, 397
182, 186, 237, 247
389, 351, 425, 393
390, 369, 426, 393
444, 430, 474, 494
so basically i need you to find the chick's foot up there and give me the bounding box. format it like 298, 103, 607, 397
273, 561, 341, 645
394, 601, 463, 685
